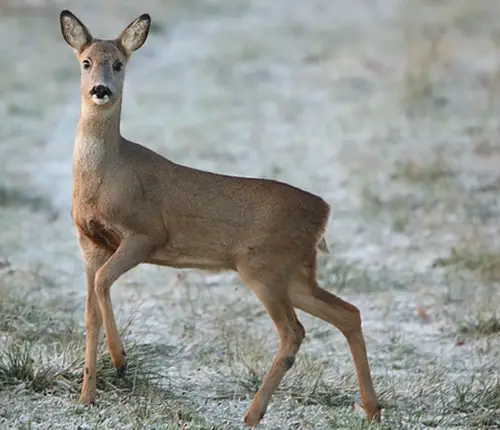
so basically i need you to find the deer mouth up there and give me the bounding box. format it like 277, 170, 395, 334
91, 94, 110, 105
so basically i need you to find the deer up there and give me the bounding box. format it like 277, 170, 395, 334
59, 10, 380, 427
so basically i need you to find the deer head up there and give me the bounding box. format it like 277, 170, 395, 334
59, 10, 150, 109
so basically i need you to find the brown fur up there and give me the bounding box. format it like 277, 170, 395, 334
60, 10, 380, 426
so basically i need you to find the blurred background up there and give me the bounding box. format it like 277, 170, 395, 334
1, 0, 500, 429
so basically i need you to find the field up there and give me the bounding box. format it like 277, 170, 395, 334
1, 0, 500, 429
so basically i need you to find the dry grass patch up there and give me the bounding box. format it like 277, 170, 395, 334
328, 372, 500, 429
359, 153, 459, 232
444, 377, 500, 428
0, 283, 165, 399
189, 314, 355, 410
457, 313, 500, 338
401, 21, 446, 110
209, 346, 353, 409
398, 0, 500, 114
433, 241, 500, 339
473, 135, 500, 157
0, 274, 221, 429
0, 336, 163, 397
0, 185, 53, 213
317, 255, 404, 293
359, 186, 415, 233
391, 156, 455, 186
433, 244, 500, 284
398, 0, 457, 114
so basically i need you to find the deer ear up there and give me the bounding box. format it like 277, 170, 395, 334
117, 14, 151, 55
60, 10, 92, 53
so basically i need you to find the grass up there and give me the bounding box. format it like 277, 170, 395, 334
359, 187, 415, 233
401, 21, 445, 111
391, 156, 455, 185
0, 337, 163, 396
397, 0, 462, 116
433, 244, 500, 284
359, 153, 458, 233
398, 0, 497, 115
0, 341, 53, 393
200, 324, 354, 408
446, 377, 500, 428
0, 185, 53, 213
457, 313, 500, 338
0, 277, 220, 429
317, 255, 408, 293
474, 137, 500, 156
3, 0, 500, 428
322, 373, 500, 429
432, 240, 500, 341
0, 336, 223, 430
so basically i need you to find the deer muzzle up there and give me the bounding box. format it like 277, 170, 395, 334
89, 85, 113, 105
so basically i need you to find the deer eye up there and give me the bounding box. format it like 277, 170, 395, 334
82, 60, 91, 70
113, 62, 123, 72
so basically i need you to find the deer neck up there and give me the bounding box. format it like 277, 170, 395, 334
73, 101, 122, 172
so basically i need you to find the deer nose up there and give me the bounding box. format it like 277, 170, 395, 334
89, 85, 112, 99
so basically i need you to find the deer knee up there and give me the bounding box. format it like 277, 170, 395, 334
343, 305, 362, 337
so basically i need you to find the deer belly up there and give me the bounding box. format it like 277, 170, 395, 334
147, 216, 236, 269
149, 244, 232, 271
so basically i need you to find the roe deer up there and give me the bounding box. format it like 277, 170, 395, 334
59, 10, 380, 426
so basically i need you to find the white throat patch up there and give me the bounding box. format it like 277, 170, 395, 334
74, 137, 106, 171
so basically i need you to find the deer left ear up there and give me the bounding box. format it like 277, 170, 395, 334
60, 10, 93, 53
117, 13, 151, 55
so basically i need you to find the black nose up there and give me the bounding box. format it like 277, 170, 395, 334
90, 85, 112, 99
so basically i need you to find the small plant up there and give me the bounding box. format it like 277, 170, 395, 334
457, 314, 500, 337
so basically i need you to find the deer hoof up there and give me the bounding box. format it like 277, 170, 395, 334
78, 392, 96, 405
243, 409, 265, 427
116, 362, 128, 377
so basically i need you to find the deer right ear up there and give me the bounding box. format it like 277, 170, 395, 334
60, 10, 92, 53
117, 14, 151, 55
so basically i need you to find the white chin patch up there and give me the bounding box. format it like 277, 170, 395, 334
92, 95, 110, 105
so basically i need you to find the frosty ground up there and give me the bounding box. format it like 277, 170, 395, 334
1, 0, 500, 429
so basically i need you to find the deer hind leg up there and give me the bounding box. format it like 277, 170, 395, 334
289, 257, 380, 422
94, 234, 156, 374
237, 261, 305, 427
77, 233, 112, 405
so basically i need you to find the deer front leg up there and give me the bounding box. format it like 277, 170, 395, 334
94, 234, 156, 373
78, 235, 112, 405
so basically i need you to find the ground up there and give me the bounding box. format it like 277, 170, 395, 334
1, 0, 500, 429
